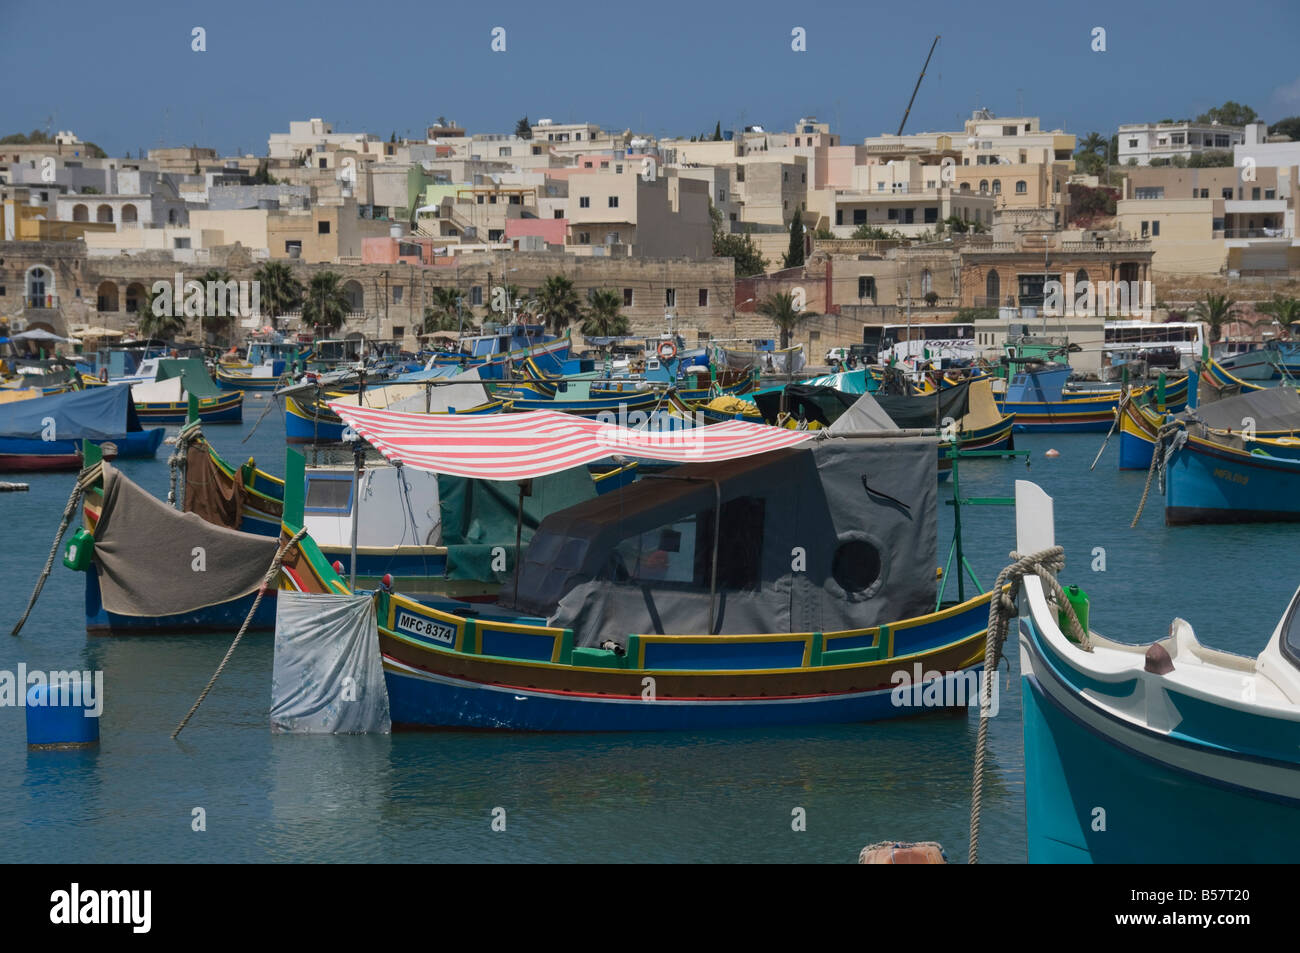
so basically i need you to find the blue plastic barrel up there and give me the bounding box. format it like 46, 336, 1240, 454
26, 678, 100, 748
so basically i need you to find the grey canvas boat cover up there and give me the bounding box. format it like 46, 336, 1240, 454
1184, 386, 1300, 433
91, 462, 279, 617
503, 435, 938, 646
827, 391, 901, 433
270, 592, 390, 733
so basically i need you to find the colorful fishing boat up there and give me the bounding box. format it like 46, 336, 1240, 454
997, 364, 1186, 433
283, 370, 500, 443
1165, 431, 1300, 524
426, 328, 572, 379
0, 385, 164, 471
128, 357, 243, 424
1015, 479, 1300, 862
282, 402, 991, 731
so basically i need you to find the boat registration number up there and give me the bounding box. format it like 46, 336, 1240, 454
396, 611, 456, 645
1212, 468, 1249, 486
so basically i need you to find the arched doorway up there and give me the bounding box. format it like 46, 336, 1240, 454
121, 204, 138, 224
72, 204, 89, 222
25, 265, 55, 309
96, 204, 113, 223
343, 280, 364, 313
125, 282, 147, 314
97, 281, 119, 312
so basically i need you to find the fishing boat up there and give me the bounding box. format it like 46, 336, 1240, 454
68, 415, 606, 634
1015, 479, 1300, 862
283, 370, 499, 443
0, 385, 164, 471
997, 364, 1186, 433
128, 357, 243, 424
1216, 337, 1300, 381
425, 326, 572, 380
276, 402, 993, 731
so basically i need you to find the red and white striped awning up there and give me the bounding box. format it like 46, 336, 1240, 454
326, 402, 815, 480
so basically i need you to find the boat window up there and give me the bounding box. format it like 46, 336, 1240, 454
1283, 590, 1300, 670
608, 517, 700, 584
832, 540, 882, 594
305, 477, 352, 512
605, 497, 765, 591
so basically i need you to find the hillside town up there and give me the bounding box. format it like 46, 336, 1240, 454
2, 103, 1298, 371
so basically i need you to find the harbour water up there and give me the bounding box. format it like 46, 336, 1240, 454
1, 395, 1290, 863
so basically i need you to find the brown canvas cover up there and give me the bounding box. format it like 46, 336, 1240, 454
92, 462, 279, 617
182, 442, 276, 530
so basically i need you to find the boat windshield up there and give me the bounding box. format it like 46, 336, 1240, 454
1284, 589, 1300, 670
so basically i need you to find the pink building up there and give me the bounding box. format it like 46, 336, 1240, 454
361, 235, 438, 265
505, 217, 567, 247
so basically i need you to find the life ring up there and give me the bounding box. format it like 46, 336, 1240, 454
99, 368, 108, 383
657, 340, 678, 361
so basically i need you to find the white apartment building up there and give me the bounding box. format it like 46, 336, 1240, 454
1117, 121, 1244, 166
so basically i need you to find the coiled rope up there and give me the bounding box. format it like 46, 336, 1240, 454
11, 462, 104, 636
171, 527, 307, 740
968, 546, 1089, 864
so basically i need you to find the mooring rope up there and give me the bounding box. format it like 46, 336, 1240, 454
166, 421, 201, 508
1131, 420, 1187, 527
171, 526, 308, 740
12, 462, 103, 636
241, 392, 281, 444
968, 546, 1088, 864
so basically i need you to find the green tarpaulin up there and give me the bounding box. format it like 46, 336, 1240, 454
438, 467, 597, 582
156, 358, 222, 398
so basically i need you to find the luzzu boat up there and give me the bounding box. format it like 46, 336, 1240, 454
1015, 479, 1300, 862
127, 357, 243, 424
426, 327, 571, 380
1165, 431, 1300, 524
281, 402, 993, 731
283, 369, 500, 443
0, 385, 164, 471
997, 364, 1186, 433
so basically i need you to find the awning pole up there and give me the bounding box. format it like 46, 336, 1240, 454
708, 478, 721, 634
349, 441, 365, 590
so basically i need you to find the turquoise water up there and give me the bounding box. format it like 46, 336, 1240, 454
1, 400, 1291, 863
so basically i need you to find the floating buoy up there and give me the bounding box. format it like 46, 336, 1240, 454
26, 678, 100, 749
859, 840, 948, 864
332, 561, 345, 575
1045, 448, 1060, 458
380, 573, 393, 592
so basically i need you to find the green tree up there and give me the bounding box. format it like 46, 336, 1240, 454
851, 224, 899, 240
713, 121, 722, 141
783, 215, 805, 268
1079, 131, 1107, 157
581, 288, 630, 338
137, 292, 186, 340
1191, 292, 1238, 342
423, 286, 462, 333
194, 268, 237, 342
709, 200, 767, 276
302, 271, 351, 333
812, 225, 835, 240
1256, 294, 1300, 329
756, 291, 814, 349
1269, 117, 1300, 141
1196, 101, 1258, 127
1187, 150, 1234, 168
252, 159, 278, 185
514, 116, 532, 139
252, 261, 302, 320
535, 274, 581, 332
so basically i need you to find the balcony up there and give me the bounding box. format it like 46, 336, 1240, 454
1059, 239, 1152, 252
23, 293, 60, 310
1219, 227, 1293, 239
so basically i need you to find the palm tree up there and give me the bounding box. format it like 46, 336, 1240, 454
1190, 292, 1237, 342
302, 271, 351, 334
253, 261, 303, 320
1256, 294, 1300, 332
1080, 131, 1107, 158
535, 274, 582, 332
581, 289, 630, 338
756, 291, 814, 349
137, 293, 186, 341
423, 286, 462, 333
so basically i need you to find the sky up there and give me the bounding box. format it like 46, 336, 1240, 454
3, 0, 1300, 157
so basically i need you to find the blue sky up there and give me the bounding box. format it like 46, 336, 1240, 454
3, 0, 1299, 157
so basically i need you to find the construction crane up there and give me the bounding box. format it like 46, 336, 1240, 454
896, 35, 940, 136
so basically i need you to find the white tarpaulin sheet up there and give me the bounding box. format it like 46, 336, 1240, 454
270, 592, 391, 734
130, 376, 183, 403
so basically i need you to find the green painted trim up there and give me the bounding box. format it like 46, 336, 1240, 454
556, 628, 575, 666
808, 631, 824, 667
570, 646, 624, 669
283, 448, 305, 531
187, 392, 199, 424
82, 439, 102, 468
